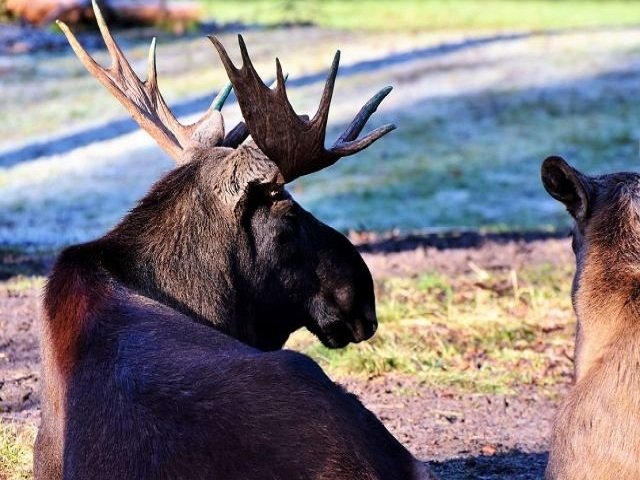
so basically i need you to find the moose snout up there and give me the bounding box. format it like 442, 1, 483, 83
349, 310, 378, 343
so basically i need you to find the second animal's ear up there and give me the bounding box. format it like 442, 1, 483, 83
541, 156, 593, 221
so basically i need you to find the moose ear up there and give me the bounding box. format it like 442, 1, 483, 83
213, 146, 284, 209
541, 156, 593, 221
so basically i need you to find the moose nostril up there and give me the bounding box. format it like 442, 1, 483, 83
351, 318, 377, 343
370, 321, 378, 336
364, 308, 378, 337
364, 319, 377, 339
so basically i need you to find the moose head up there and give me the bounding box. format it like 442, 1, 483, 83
57, 1, 394, 351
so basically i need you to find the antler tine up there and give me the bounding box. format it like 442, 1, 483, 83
334, 86, 393, 144
210, 34, 395, 181
145, 37, 188, 139
273, 59, 302, 123
147, 38, 158, 88
211, 83, 233, 111
310, 51, 340, 132
222, 122, 248, 148
328, 86, 396, 157
238, 35, 267, 85
210, 36, 238, 75
211, 35, 267, 93
222, 74, 288, 149
93, 0, 131, 78
59, 0, 227, 164
331, 124, 396, 157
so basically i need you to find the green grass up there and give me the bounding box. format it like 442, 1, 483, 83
288, 263, 575, 393
202, 0, 640, 32
0, 422, 35, 480
3, 276, 46, 295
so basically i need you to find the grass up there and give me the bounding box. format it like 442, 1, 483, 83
1, 27, 426, 146
0, 422, 35, 480
297, 72, 640, 232
202, 0, 640, 32
0, 246, 50, 279
3, 276, 45, 295
288, 263, 575, 394
4, 1, 640, 146
2, 11, 639, 245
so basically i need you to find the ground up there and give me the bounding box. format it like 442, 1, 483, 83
2, 2, 639, 478
0, 235, 575, 479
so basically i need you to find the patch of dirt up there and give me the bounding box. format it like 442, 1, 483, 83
0, 235, 575, 479
355, 230, 573, 279
343, 376, 563, 479
0, 278, 41, 425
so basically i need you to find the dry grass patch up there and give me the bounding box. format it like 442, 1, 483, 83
289, 263, 575, 394
0, 421, 36, 480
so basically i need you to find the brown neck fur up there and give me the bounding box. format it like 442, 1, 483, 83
574, 248, 640, 381
104, 159, 248, 335
573, 190, 640, 381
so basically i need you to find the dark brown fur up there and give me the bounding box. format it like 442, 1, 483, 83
542, 156, 640, 479
36, 9, 437, 478
34, 149, 434, 480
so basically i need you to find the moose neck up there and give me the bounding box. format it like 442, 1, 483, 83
573, 244, 640, 381
101, 161, 288, 350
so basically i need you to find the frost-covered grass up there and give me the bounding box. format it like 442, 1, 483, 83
294, 29, 640, 232
0, 27, 449, 146
288, 263, 575, 393
1, 28, 639, 247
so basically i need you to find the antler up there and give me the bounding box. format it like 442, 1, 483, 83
210, 35, 396, 182
57, 0, 237, 164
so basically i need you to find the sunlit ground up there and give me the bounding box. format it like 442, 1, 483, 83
1, 2, 639, 478
290, 262, 574, 394
0, 256, 576, 478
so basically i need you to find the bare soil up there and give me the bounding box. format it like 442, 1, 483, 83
0, 234, 574, 479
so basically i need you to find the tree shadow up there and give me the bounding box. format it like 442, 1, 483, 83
356, 230, 567, 254
0, 30, 531, 167
430, 450, 548, 480
0, 246, 53, 279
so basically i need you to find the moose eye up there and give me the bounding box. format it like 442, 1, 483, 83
265, 185, 288, 203
268, 187, 282, 199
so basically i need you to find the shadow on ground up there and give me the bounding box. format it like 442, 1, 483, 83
0, 30, 529, 167
355, 230, 567, 254
0, 247, 53, 279
431, 451, 548, 480
0, 229, 568, 278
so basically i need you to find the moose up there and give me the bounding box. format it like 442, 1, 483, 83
541, 156, 640, 479
35, 2, 436, 479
